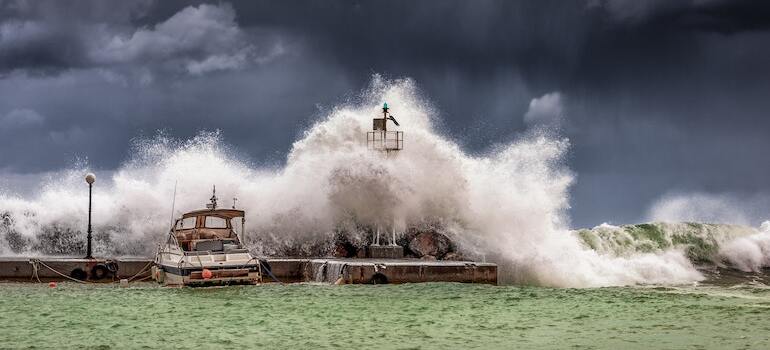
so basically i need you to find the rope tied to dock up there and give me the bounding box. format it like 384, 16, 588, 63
29, 259, 41, 283
28, 259, 89, 284
125, 260, 154, 282
259, 259, 283, 284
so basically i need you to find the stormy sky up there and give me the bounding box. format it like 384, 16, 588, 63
1, 0, 769, 228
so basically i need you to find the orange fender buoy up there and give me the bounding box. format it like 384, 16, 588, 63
202, 269, 213, 280
48, 281, 57, 288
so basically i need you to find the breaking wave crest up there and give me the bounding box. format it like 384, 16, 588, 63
577, 222, 770, 272
1, 76, 768, 287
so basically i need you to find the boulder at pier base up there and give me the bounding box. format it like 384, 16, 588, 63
408, 231, 452, 259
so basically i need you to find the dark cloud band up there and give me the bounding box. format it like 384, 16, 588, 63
1, 0, 769, 227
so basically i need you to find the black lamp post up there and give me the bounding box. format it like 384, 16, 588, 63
85, 173, 95, 259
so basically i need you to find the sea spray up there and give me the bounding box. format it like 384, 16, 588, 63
0, 76, 766, 286
717, 221, 770, 272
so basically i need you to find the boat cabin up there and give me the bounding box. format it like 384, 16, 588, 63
171, 208, 245, 253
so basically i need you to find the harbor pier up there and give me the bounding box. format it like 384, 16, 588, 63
0, 257, 497, 285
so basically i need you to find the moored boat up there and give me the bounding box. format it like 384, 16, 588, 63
152, 188, 260, 286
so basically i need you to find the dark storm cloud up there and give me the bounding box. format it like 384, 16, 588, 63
0, 0, 151, 74
594, 0, 770, 33
1, 0, 769, 227
0, 1, 287, 77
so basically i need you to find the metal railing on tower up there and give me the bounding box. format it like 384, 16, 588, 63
366, 102, 403, 152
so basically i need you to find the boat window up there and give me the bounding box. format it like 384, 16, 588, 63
204, 216, 228, 228
232, 217, 243, 235
177, 217, 196, 230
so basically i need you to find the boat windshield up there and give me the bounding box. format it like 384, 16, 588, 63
176, 217, 196, 230
204, 216, 227, 228
173, 213, 239, 252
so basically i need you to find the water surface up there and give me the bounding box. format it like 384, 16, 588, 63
1, 282, 768, 349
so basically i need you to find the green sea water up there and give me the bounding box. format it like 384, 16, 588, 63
1, 282, 769, 350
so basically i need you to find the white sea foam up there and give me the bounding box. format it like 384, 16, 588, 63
717, 221, 770, 272
1, 76, 765, 286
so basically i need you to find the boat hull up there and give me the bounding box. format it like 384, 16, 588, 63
152, 264, 261, 287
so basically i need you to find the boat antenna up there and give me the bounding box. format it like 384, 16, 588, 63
207, 185, 218, 209
169, 180, 177, 230
232, 197, 238, 209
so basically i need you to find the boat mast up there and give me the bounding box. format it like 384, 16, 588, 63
169, 180, 177, 231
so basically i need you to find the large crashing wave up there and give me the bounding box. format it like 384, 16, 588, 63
1, 77, 768, 287
576, 222, 770, 272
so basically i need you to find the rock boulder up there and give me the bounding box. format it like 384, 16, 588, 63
408, 231, 452, 259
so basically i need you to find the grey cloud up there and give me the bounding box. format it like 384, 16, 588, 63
90, 4, 242, 64
90, 3, 278, 75
0, 20, 48, 47
0, 2, 284, 77
0, 19, 86, 73
1, 108, 44, 128
588, 0, 686, 22
589, 0, 770, 33
0, 0, 153, 74
524, 92, 563, 126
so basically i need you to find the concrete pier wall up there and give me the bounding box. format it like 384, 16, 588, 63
262, 258, 309, 283
0, 257, 497, 285
318, 260, 497, 285
0, 257, 153, 281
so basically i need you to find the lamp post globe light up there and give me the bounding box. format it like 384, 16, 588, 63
85, 173, 95, 259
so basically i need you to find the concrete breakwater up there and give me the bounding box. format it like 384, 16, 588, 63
0, 257, 497, 285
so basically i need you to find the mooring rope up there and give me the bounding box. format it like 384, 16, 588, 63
130, 275, 152, 282
27, 258, 155, 286
27, 257, 278, 285
124, 260, 154, 282
259, 259, 283, 284
29, 259, 89, 284
28, 259, 41, 283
